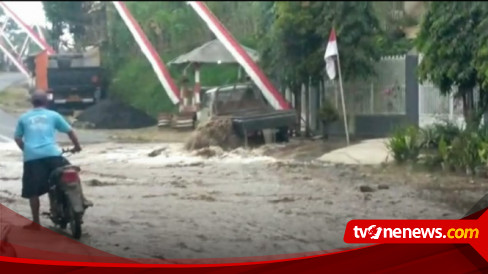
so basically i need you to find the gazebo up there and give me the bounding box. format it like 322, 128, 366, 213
168, 39, 259, 108
169, 39, 259, 65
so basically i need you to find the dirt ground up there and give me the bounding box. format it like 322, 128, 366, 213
0, 85, 31, 115
1, 140, 487, 260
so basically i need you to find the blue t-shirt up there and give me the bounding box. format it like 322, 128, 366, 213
14, 108, 72, 162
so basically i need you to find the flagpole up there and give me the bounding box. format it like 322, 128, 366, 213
335, 51, 350, 146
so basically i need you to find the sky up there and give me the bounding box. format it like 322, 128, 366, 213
4, 1, 47, 27
4, 1, 75, 47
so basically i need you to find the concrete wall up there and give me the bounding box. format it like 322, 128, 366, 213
324, 54, 419, 139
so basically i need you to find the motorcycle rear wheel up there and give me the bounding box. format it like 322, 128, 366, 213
68, 202, 82, 239
60, 221, 68, 229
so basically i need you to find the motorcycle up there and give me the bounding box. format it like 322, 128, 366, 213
47, 148, 89, 239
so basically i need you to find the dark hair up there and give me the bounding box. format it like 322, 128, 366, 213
32, 99, 46, 107
31, 92, 48, 107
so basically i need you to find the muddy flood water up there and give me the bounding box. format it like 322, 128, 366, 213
1, 141, 487, 260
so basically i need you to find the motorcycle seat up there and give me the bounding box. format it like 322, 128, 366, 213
61, 165, 81, 172
50, 165, 81, 181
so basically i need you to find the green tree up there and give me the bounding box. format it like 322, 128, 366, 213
417, 2, 488, 128
261, 1, 382, 86
257, 1, 381, 135
100, 2, 262, 115
373, 1, 415, 56
43, 1, 86, 50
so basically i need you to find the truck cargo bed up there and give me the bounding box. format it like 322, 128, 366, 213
229, 109, 297, 136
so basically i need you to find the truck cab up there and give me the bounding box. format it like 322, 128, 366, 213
24, 48, 107, 112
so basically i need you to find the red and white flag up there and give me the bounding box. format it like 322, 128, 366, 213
324, 28, 338, 80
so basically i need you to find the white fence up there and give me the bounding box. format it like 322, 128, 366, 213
280, 54, 478, 135
322, 81, 406, 116
418, 82, 466, 128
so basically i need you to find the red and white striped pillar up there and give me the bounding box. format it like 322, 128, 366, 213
0, 2, 55, 55
187, 1, 289, 110
193, 62, 201, 107
112, 1, 180, 105
0, 41, 29, 77
179, 76, 191, 112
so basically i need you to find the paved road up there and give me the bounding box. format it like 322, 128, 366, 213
0, 72, 107, 144
0, 72, 26, 142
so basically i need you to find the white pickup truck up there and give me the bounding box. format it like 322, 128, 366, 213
196, 83, 296, 143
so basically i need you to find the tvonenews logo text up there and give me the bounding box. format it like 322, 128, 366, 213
343, 216, 487, 260
353, 225, 479, 240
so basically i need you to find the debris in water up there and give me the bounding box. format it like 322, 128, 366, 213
269, 197, 295, 203
378, 184, 390, 190
185, 117, 241, 151
87, 179, 114, 187
0, 197, 15, 204
359, 185, 375, 193
183, 194, 216, 202
171, 180, 187, 188
165, 162, 204, 168
192, 146, 224, 158
148, 147, 167, 157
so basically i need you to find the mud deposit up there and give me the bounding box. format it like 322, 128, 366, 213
76, 100, 156, 129
0, 142, 486, 260
185, 117, 241, 151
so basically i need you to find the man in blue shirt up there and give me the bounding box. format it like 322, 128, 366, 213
14, 91, 82, 229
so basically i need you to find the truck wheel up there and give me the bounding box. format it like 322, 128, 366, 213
192, 114, 198, 129
276, 127, 290, 143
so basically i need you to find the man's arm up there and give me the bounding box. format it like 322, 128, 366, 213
54, 113, 81, 152
14, 137, 24, 151
13, 119, 24, 151
67, 130, 82, 152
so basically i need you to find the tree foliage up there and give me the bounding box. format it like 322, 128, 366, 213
260, 1, 383, 87
101, 2, 260, 115
43, 1, 86, 49
416, 2, 488, 128
373, 2, 415, 56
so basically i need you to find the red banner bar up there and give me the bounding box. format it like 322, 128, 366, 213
112, 1, 180, 104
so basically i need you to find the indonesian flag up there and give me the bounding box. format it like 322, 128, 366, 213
324, 28, 338, 80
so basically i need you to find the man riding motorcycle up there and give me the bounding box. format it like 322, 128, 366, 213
14, 91, 92, 229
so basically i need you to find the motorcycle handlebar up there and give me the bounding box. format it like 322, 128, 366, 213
61, 148, 80, 155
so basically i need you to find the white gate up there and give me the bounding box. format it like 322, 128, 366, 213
418, 82, 465, 128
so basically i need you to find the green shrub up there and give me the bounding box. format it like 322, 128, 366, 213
390, 122, 488, 175
438, 130, 488, 175
437, 137, 452, 171
421, 121, 462, 149
319, 99, 339, 124
387, 126, 422, 163
108, 59, 176, 117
